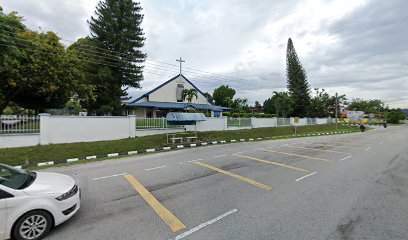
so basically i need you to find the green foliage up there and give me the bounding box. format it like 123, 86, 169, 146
226, 112, 276, 118
0, 9, 25, 114
386, 109, 406, 124
0, 8, 81, 114
181, 89, 198, 103
347, 98, 386, 113
0, 124, 355, 167
204, 92, 213, 104
88, 0, 146, 115
263, 91, 292, 117
212, 85, 236, 107
254, 101, 262, 112
309, 89, 347, 117
10, 31, 80, 112
286, 38, 311, 117
232, 98, 249, 111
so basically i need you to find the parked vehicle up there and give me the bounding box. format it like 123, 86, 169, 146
0, 164, 80, 240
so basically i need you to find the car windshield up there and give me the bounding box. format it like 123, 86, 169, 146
0, 164, 33, 190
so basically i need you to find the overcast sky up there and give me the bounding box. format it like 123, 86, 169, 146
1, 0, 407, 108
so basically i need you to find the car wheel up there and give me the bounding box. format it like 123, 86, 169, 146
12, 210, 53, 240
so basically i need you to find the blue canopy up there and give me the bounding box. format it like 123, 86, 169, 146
166, 112, 206, 122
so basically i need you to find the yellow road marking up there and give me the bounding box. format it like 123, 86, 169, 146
193, 162, 272, 191
261, 149, 333, 163
233, 154, 310, 173
286, 146, 351, 155
124, 174, 186, 232
313, 143, 362, 150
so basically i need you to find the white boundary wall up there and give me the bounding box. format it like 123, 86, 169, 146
39, 114, 136, 144
316, 118, 329, 124
0, 115, 333, 149
0, 134, 40, 148
185, 117, 227, 132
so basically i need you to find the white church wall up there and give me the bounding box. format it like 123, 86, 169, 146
148, 75, 209, 104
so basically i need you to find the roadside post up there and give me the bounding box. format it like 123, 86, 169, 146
335, 92, 338, 130
294, 117, 299, 135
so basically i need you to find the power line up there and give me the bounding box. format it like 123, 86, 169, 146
0, 30, 267, 86
0, 26, 283, 84
0, 27, 279, 90
0, 32, 273, 89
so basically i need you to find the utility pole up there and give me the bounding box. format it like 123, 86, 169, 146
335, 92, 338, 130
176, 57, 185, 75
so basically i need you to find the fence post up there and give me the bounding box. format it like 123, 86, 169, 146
39, 113, 51, 145
129, 115, 136, 138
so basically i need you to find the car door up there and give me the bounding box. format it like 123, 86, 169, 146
0, 188, 13, 239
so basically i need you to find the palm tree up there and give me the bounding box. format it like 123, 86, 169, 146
182, 89, 198, 103
272, 91, 292, 117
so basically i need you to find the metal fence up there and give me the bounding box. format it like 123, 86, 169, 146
136, 118, 167, 129
277, 118, 291, 126
227, 118, 252, 127
0, 115, 40, 134
307, 118, 316, 125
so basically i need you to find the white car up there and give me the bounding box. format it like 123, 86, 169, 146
0, 164, 80, 240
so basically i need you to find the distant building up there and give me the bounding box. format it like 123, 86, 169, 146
125, 74, 228, 118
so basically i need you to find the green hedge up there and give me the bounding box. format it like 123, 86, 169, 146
223, 112, 277, 118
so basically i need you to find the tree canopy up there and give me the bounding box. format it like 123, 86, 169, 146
263, 91, 292, 117
347, 98, 385, 113
286, 38, 311, 117
87, 0, 146, 115
0, 8, 81, 114
182, 89, 198, 103
212, 85, 236, 107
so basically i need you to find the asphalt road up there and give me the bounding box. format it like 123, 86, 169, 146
43, 125, 408, 240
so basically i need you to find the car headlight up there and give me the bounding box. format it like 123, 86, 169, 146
56, 184, 79, 201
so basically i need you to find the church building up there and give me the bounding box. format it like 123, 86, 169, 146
125, 74, 228, 118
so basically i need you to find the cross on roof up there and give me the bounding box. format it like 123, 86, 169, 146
176, 57, 185, 74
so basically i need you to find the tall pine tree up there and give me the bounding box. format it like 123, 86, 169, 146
286, 38, 311, 117
88, 0, 146, 115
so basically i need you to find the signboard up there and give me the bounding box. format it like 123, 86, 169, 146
361, 118, 369, 123
346, 111, 365, 122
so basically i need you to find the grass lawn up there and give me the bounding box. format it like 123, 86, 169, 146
0, 124, 358, 167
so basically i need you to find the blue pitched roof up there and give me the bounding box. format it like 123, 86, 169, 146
166, 112, 206, 122
129, 74, 208, 104
127, 101, 229, 112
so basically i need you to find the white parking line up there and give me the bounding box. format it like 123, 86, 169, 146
145, 166, 166, 171
340, 156, 352, 161
234, 152, 244, 155
214, 155, 227, 158
171, 209, 238, 240
179, 159, 204, 165
187, 159, 203, 163
295, 172, 317, 182
92, 173, 127, 180
365, 146, 372, 151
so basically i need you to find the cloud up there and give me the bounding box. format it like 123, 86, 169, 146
1, 0, 407, 108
